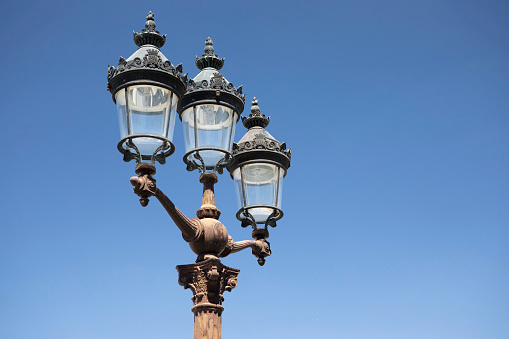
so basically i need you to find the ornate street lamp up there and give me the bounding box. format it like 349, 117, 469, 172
228, 98, 291, 249
106, 13, 291, 339
178, 37, 245, 174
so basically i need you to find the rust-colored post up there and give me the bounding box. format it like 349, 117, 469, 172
177, 258, 240, 339
197, 173, 221, 220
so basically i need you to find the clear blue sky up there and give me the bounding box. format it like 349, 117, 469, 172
1, 1, 508, 338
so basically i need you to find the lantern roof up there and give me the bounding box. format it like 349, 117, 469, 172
228, 98, 291, 176
177, 38, 245, 117
106, 12, 187, 100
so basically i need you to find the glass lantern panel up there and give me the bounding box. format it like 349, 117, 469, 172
181, 105, 237, 169
115, 90, 128, 139
115, 85, 176, 157
182, 107, 195, 155
165, 92, 178, 143
277, 167, 284, 208
242, 163, 280, 223
232, 167, 245, 210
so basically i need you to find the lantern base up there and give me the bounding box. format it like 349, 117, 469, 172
117, 134, 175, 165
252, 228, 269, 240
236, 205, 283, 229
183, 147, 232, 174
135, 163, 156, 176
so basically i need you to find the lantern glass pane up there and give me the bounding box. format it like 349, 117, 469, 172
232, 167, 245, 210
116, 85, 177, 156
181, 104, 237, 169
116, 90, 128, 139
242, 163, 280, 223
277, 167, 284, 207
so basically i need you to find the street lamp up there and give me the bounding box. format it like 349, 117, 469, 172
107, 12, 291, 339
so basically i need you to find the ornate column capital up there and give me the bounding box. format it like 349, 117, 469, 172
177, 258, 240, 316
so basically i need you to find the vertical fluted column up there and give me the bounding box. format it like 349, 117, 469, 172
177, 258, 240, 339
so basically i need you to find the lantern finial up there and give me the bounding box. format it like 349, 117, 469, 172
196, 37, 225, 70
241, 97, 270, 129
133, 11, 167, 48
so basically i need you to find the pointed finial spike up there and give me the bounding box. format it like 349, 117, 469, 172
243, 97, 269, 128
133, 11, 165, 48
196, 37, 224, 70
145, 11, 156, 31
204, 37, 214, 55
251, 97, 260, 114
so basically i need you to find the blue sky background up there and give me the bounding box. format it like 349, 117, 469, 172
1, 1, 508, 338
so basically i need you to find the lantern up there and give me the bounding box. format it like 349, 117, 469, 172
107, 12, 186, 164
177, 38, 245, 173
227, 98, 291, 239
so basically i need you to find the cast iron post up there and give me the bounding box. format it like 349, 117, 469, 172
177, 259, 239, 338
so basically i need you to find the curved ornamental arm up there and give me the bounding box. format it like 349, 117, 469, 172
129, 165, 202, 242
220, 237, 272, 266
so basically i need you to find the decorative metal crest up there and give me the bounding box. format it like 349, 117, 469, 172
107, 49, 187, 84
232, 134, 291, 160
185, 72, 244, 101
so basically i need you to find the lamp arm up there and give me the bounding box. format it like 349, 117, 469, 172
130, 174, 202, 242
220, 236, 271, 266
154, 188, 202, 242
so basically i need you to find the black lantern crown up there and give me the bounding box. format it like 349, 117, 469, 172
178, 37, 245, 117
241, 98, 270, 129
107, 12, 186, 98
133, 11, 167, 48
232, 98, 291, 162
195, 37, 225, 70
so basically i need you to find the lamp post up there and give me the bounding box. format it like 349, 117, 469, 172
107, 12, 291, 339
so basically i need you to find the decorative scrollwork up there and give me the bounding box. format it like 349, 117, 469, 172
107, 49, 186, 84
233, 134, 290, 157
185, 72, 244, 101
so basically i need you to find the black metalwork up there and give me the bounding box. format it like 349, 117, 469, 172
228, 98, 291, 174
195, 37, 225, 71
236, 206, 283, 226
240, 97, 270, 129
133, 11, 167, 48
117, 134, 174, 165
177, 37, 245, 118
236, 206, 283, 241
183, 148, 232, 174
